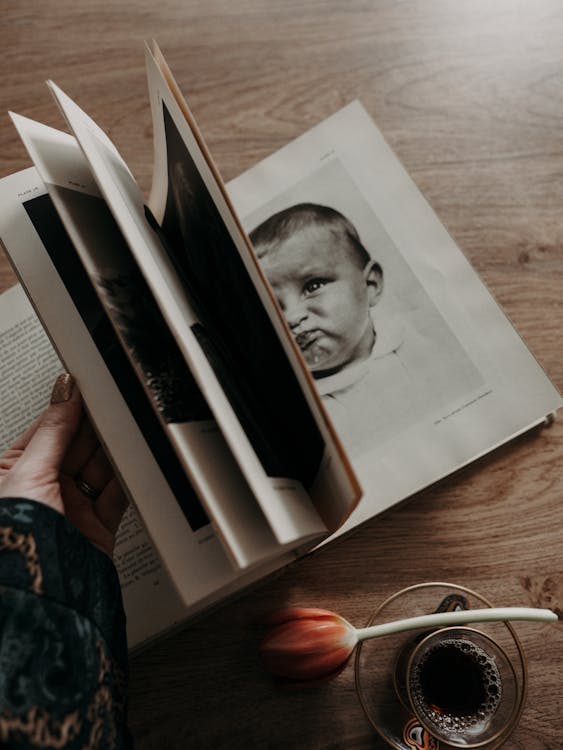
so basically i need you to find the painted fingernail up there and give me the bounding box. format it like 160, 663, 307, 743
50, 373, 75, 404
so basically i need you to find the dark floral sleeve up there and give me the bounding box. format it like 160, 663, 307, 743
0, 498, 131, 749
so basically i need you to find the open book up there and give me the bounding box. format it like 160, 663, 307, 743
0, 43, 560, 650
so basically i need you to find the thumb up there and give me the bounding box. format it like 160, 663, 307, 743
15, 373, 82, 477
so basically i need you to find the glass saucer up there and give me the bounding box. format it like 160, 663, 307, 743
354, 582, 527, 750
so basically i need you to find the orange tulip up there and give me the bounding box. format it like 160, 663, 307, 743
259, 607, 357, 685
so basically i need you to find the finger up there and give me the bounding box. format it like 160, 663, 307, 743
95, 477, 129, 535
77, 445, 114, 491
7, 413, 43, 452
0, 449, 23, 477
13, 373, 82, 479
61, 415, 99, 478
59, 474, 115, 556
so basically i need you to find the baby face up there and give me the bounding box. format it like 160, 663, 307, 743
260, 224, 381, 374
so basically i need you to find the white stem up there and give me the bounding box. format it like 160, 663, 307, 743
354, 607, 557, 643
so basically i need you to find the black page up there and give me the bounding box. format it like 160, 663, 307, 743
158, 102, 325, 488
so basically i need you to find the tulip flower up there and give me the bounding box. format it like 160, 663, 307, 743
259, 605, 557, 686
259, 607, 357, 685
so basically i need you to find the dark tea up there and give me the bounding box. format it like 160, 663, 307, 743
402, 627, 520, 747
410, 636, 502, 734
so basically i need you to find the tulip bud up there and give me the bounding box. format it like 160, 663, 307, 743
259, 607, 358, 686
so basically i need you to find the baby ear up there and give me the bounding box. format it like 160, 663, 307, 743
364, 260, 383, 307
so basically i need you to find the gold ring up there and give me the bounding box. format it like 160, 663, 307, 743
75, 477, 101, 500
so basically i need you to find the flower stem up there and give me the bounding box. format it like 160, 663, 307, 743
354, 607, 558, 643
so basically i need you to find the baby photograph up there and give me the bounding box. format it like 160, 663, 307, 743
245, 158, 484, 458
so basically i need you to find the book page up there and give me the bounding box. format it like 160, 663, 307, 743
11, 113, 314, 571
145, 42, 360, 533
227, 101, 563, 535
45, 82, 329, 548
0, 168, 261, 610
0, 286, 63, 447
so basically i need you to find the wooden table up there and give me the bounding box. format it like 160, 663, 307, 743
1, 1, 562, 747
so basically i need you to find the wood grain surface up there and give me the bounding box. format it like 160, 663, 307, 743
1, 1, 562, 748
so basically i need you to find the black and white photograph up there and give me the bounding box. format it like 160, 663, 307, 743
51, 184, 213, 426
159, 102, 326, 486
22, 192, 209, 531
245, 158, 485, 458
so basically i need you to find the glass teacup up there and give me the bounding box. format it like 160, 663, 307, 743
394, 626, 519, 748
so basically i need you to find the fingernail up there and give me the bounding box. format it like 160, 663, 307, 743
50, 373, 74, 404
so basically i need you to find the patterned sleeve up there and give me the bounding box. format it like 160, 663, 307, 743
0, 498, 131, 749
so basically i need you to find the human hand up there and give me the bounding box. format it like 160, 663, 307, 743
0, 373, 128, 556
